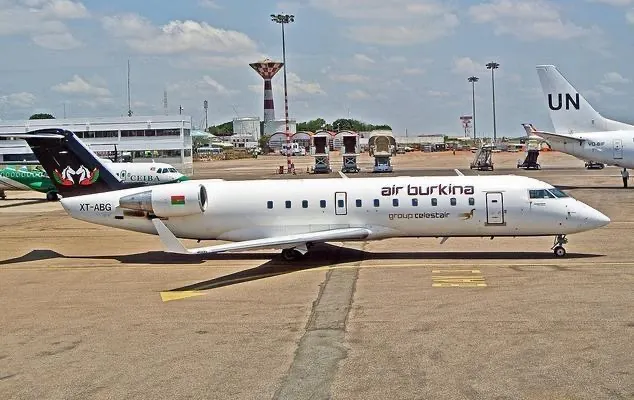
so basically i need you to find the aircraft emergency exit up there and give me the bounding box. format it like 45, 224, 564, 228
21, 128, 610, 259
534, 65, 634, 169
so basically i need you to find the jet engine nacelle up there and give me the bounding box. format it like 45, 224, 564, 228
118, 184, 208, 217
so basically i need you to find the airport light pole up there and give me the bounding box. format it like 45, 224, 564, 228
486, 62, 500, 143
271, 13, 295, 173
467, 76, 478, 141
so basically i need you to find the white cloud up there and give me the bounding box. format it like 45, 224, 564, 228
248, 72, 324, 97
285, 72, 325, 95
198, 0, 221, 8
347, 16, 458, 45
602, 72, 630, 84
347, 89, 370, 99
586, 0, 633, 5
627, 9, 634, 23
171, 53, 268, 69
168, 75, 237, 97
102, 14, 257, 55
451, 57, 485, 76
353, 53, 375, 64
0, 0, 88, 49
309, 0, 458, 46
469, 0, 600, 41
596, 84, 625, 95
427, 90, 449, 97
51, 75, 111, 97
0, 92, 36, 108
32, 32, 81, 50
403, 67, 425, 75
330, 74, 369, 83
386, 56, 407, 63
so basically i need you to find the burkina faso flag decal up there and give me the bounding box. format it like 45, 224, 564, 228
171, 195, 185, 205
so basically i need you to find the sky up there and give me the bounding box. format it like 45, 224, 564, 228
1, 0, 634, 137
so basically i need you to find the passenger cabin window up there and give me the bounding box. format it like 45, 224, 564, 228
412, 198, 418, 206
431, 198, 437, 206
392, 199, 399, 207
267, 201, 273, 209
338, 199, 344, 208
450, 198, 457, 206
374, 199, 380, 207
529, 189, 556, 199
302, 200, 308, 208
356, 199, 362, 207
285, 200, 292, 208
320, 200, 326, 208
469, 197, 475, 206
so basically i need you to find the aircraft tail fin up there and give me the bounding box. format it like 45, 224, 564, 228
2, 129, 129, 197
536, 65, 633, 133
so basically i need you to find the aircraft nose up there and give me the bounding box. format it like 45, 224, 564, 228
580, 205, 610, 229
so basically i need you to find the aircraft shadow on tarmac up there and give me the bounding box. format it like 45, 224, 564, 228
1, 245, 604, 292
0, 199, 49, 208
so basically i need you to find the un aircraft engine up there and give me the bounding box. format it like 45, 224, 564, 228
119, 183, 208, 217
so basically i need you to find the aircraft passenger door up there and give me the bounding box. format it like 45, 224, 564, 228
485, 192, 505, 225
334, 192, 347, 215
613, 139, 623, 159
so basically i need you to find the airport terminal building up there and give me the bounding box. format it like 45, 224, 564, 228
0, 115, 194, 175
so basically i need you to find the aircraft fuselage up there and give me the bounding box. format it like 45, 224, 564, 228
60, 175, 609, 242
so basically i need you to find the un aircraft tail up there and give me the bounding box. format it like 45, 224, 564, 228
2, 128, 133, 197
536, 65, 634, 134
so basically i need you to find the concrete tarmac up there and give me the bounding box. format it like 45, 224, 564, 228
0, 151, 632, 399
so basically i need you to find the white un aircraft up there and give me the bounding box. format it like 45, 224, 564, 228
529, 64, 634, 173
19, 129, 610, 259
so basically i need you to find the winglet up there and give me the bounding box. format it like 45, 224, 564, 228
151, 218, 191, 254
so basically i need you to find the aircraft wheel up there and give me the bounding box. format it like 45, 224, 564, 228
553, 246, 566, 257
46, 192, 59, 201
281, 248, 303, 261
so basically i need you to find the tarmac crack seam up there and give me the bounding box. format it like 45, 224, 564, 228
272, 242, 366, 400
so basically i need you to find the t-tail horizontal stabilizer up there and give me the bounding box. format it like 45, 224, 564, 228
151, 218, 372, 255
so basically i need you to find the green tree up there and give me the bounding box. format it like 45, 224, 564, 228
207, 121, 233, 136
29, 113, 55, 120
297, 118, 326, 132
259, 134, 271, 153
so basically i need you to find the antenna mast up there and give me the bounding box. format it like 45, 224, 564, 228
127, 59, 132, 117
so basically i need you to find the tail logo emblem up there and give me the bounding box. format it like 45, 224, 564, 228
548, 93, 580, 111
53, 165, 100, 186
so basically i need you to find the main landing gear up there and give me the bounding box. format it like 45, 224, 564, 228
551, 234, 568, 257
280, 243, 312, 261
46, 191, 59, 201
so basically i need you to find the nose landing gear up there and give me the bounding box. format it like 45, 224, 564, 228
552, 234, 568, 257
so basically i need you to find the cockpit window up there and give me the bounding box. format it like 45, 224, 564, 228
529, 189, 555, 199
169, 168, 177, 173
548, 188, 569, 198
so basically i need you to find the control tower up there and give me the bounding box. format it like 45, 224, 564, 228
249, 59, 284, 123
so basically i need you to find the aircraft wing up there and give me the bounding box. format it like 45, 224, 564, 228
521, 123, 585, 144
151, 219, 371, 255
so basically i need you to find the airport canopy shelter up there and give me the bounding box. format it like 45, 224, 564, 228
336, 130, 360, 173
368, 132, 396, 172
310, 130, 332, 173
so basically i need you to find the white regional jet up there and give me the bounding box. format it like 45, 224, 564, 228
20, 129, 610, 259
532, 64, 634, 171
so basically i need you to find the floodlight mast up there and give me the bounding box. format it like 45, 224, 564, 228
271, 13, 295, 173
